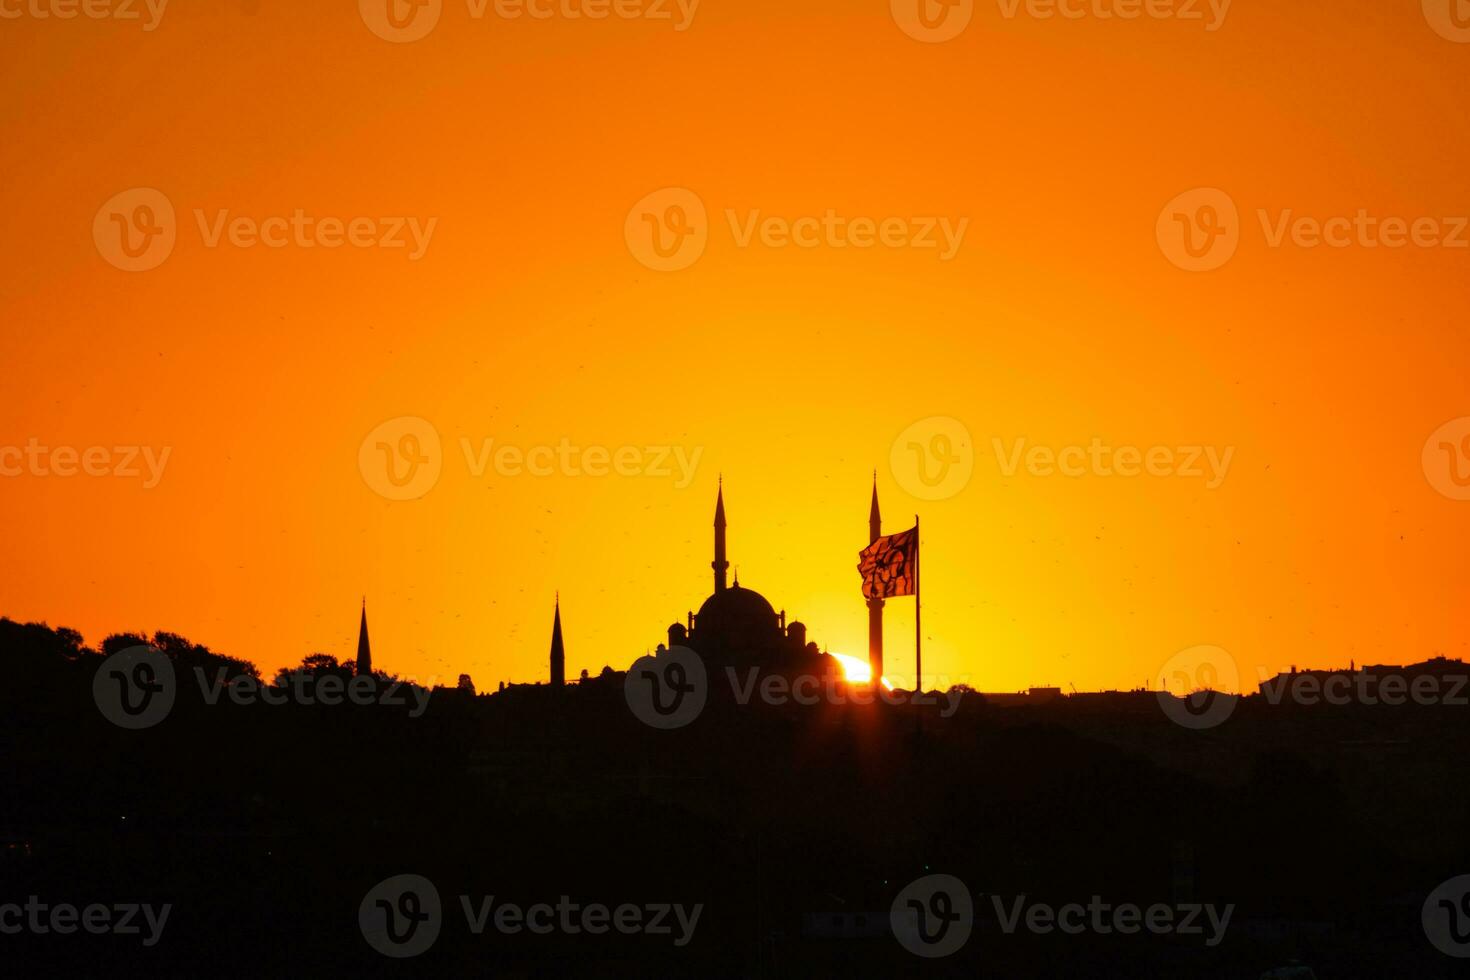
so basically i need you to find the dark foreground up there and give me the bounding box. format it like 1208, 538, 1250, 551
2, 618, 1468, 977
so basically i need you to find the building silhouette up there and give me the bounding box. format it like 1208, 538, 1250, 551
538, 480, 877, 686
1256, 655, 1470, 699
662, 480, 832, 675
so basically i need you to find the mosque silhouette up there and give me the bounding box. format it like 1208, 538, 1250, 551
543, 478, 887, 687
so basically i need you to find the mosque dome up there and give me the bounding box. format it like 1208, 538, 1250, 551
695, 581, 779, 638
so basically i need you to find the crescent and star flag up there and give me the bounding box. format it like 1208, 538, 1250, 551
857, 525, 918, 600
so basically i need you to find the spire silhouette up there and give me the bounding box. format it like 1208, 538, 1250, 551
869, 470, 882, 536
867, 477, 884, 688
356, 599, 372, 678
713, 477, 729, 594
549, 594, 565, 689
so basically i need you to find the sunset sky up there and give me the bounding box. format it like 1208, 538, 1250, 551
4, 0, 1470, 694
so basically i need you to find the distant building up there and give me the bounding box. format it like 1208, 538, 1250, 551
981, 686, 1064, 707
1257, 656, 1470, 703
660, 479, 836, 677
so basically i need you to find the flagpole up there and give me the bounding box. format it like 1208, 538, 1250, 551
914, 513, 921, 695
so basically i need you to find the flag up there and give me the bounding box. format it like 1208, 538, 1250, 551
857, 525, 918, 600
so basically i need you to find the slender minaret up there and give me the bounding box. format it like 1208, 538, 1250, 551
550, 593, 565, 689
868, 474, 884, 687
712, 476, 729, 594
356, 598, 372, 678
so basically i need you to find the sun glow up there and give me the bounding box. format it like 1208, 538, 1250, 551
827, 652, 894, 691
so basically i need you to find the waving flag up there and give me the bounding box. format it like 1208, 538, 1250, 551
857, 525, 918, 600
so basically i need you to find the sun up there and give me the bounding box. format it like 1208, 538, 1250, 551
827, 652, 895, 691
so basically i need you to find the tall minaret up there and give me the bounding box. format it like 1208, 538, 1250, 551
549, 593, 565, 689
356, 598, 372, 678
712, 476, 729, 594
868, 474, 884, 687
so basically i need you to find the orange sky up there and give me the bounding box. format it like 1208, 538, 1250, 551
4, 0, 1470, 694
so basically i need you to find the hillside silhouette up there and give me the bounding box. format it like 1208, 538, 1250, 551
3, 616, 1469, 977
